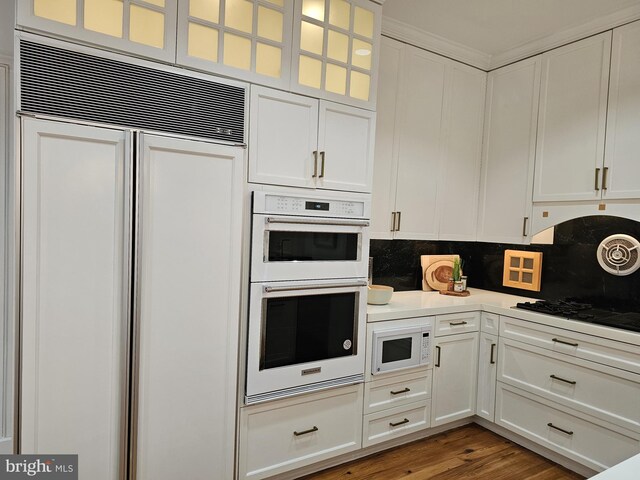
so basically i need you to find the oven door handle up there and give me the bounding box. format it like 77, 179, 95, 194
263, 281, 368, 293
265, 216, 370, 228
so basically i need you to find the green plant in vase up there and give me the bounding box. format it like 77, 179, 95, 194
452, 257, 462, 282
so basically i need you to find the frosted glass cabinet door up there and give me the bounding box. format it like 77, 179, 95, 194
177, 0, 293, 88
17, 0, 178, 62
133, 135, 243, 480
20, 118, 130, 480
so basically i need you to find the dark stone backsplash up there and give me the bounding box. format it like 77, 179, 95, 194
370, 216, 640, 303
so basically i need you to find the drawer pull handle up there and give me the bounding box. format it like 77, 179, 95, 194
389, 418, 410, 427
390, 387, 411, 395
552, 338, 579, 347
550, 374, 576, 385
547, 423, 573, 436
293, 426, 318, 437
449, 321, 468, 326
490, 343, 496, 364
435, 346, 441, 367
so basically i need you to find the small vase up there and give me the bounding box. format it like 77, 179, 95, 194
453, 281, 464, 292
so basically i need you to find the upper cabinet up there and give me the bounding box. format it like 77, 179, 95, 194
249, 85, 375, 192
176, 0, 293, 88
291, 0, 381, 108
533, 31, 611, 202
17, 0, 178, 62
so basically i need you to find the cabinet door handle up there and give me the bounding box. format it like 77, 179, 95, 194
396, 211, 401, 231
312, 151, 318, 178
595, 168, 601, 191
390, 387, 411, 395
550, 374, 576, 385
435, 345, 441, 367
490, 343, 496, 364
389, 418, 410, 427
552, 338, 579, 347
293, 426, 318, 437
319, 151, 326, 178
391, 212, 397, 232
602, 166, 609, 191
522, 217, 529, 237
449, 321, 468, 326
547, 423, 573, 436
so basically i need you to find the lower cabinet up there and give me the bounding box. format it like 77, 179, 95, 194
363, 400, 431, 447
431, 331, 479, 427
476, 332, 498, 421
238, 384, 364, 480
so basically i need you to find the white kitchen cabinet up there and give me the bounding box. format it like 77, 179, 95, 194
238, 384, 363, 480
434, 311, 480, 337
431, 331, 479, 427
363, 400, 431, 448
603, 20, 640, 200
291, 0, 381, 108
476, 332, 498, 422
363, 369, 432, 415
533, 31, 611, 202
249, 85, 375, 192
477, 57, 542, 244
371, 39, 486, 241
17, 0, 178, 63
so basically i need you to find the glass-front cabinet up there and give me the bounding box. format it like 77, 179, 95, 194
17, 0, 178, 62
177, 0, 293, 87
292, 0, 381, 107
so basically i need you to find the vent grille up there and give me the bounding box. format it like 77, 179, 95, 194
597, 234, 640, 276
19, 40, 245, 143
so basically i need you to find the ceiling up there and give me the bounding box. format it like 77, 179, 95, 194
382, 0, 640, 67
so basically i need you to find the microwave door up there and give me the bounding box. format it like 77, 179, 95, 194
373, 327, 422, 375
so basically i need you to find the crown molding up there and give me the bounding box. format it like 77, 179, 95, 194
381, 16, 491, 70
489, 3, 640, 69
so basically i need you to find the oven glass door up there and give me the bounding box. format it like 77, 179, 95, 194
246, 281, 367, 402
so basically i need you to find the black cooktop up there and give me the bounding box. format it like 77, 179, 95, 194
515, 299, 640, 333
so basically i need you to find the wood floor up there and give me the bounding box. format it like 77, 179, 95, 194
301, 424, 585, 480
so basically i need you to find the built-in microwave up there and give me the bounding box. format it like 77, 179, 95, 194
370, 319, 433, 375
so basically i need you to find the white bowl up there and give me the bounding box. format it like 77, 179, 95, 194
367, 285, 394, 305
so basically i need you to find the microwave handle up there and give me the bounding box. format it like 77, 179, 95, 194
264, 281, 368, 293
265, 217, 370, 228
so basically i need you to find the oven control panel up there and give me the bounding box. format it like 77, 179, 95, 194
257, 193, 367, 218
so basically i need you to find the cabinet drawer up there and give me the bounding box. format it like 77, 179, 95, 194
499, 338, 640, 433
481, 313, 500, 335
500, 316, 640, 374
496, 383, 640, 472
363, 400, 431, 448
435, 312, 480, 336
364, 370, 432, 414
238, 384, 363, 480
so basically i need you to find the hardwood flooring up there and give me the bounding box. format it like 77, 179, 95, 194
301, 424, 585, 480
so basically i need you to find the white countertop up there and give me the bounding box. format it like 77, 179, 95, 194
589, 453, 640, 479
367, 288, 640, 346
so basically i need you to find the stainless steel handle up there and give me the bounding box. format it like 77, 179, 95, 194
550, 374, 576, 385
312, 150, 318, 178
319, 151, 326, 178
391, 212, 397, 232
396, 211, 401, 231
602, 166, 609, 191
595, 168, 601, 191
548, 423, 573, 436
294, 426, 318, 436
435, 346, 441, 367
522, 217, 529, 237
265, 217, 370, 227
390, 387, 411, 395
552, 338, 579, 347
490, 343, 496, 364
389, 418, 410, 427
449, 321, 468, 326
263, 281, 368, 293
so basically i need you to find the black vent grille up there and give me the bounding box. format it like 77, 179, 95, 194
19, 40, 245, 143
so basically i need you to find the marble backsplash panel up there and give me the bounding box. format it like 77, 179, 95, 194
369, 216, 640, 303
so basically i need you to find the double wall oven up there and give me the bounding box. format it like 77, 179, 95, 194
246, 190, 371, 404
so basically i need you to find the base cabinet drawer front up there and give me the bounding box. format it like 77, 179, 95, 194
365, 370, 432, 414
499, 338, 640, 433
238, 385, 364, 480
481, 313, 500, 335
496, 384, 640, 472
435, 312, 480, 336
500, 316, 640, 374
363, 400, 431, 447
